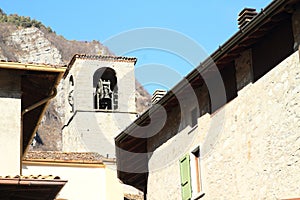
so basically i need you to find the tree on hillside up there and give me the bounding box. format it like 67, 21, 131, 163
0, 8, 53, 32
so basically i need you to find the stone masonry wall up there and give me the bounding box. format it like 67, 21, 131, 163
62, 58, 136, 119
147, 51, 300, 200
63, 111, 137, 157
62, 57, 137, 157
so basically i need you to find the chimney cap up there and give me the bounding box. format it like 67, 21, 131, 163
238, 8, 257, 29
238, 8, 257, 17
151, 89, 167, 104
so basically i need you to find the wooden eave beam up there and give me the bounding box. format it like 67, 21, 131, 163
0, 62, 66, 73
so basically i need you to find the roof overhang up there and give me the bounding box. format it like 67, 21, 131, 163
115, 0, 300, 192
0, 177, 67, 200
65, 54, 137, 78
0, 62, 68, 155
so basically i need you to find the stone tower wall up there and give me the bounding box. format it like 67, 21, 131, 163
62, 57, 137, 157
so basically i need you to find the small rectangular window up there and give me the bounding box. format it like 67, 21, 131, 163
191, 108, 198, 127
180, 146, 204, 200
191, 147, 201, 195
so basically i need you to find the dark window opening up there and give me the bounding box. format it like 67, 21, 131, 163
191, 107, 198, 127
69, 75, 74, 86
192, 147, 201, 194
209, 62, 238, 113
252, 18, 294, 82
93, 68, 118, 110
68, 75, 74, 113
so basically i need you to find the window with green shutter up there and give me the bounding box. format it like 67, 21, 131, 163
180, 154, 192, 200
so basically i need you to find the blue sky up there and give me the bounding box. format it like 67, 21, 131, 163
0, 0, 271, 93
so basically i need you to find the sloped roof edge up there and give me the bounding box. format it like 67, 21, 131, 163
0, 61, 67, 73
114, 0, 299, 192
115, 0, 294, 143
64, 54, 137, 78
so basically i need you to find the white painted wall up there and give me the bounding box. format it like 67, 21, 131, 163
0, 71, 21, 176
22, 163, 123, 200
105, 166, 124, 200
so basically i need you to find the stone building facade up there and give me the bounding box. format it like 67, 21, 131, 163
115, 1, 300, 199
62, 54, 137, 158
147, 50, 300, 200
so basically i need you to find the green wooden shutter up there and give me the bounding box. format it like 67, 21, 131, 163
179, 154, 192, 200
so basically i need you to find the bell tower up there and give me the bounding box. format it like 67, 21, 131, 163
61, 54, 137, 158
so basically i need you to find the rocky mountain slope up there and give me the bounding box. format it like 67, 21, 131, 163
0, 11, 151, 151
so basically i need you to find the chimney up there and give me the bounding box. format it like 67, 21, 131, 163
238, 8, 257, 29
151, 89, 167, 104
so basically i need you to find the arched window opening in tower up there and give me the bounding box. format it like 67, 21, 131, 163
93, 68, 118, 110
68, 75, 74, 113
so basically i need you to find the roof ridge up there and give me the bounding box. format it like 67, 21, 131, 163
0, 174, 61, 180
24, 151, 116, 163
74, 54, 137, 62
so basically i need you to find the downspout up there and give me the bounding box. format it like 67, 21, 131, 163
20, 87, 58, 175
21, 87, 57, 115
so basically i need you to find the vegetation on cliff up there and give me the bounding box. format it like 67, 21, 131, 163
0, 8, 53, 33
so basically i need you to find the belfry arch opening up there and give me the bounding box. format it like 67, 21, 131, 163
68, 75, 74, 113
93, 67, 118, 110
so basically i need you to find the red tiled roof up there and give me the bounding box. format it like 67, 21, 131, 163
0, 60, 66, 71
0, 175, 67, 200
0, 174, 61, 180
124, 193, 144, 200
73, 54, 137, 63
63, 54, 137, 78
24, 151, 116, 164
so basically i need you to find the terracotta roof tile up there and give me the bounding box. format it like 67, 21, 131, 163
64, 54, 137, 79
73, 54, 137, 63
124, 193, 144, 200
0, 60, 66, 69
24, 151, 116, 164
0, 175, 61, 180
